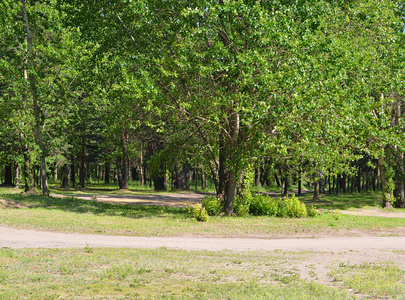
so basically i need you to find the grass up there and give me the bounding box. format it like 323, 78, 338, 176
1, 247, 404, 299
0, 188, 404, 237
1, 187, 405, 299
0, 247, 360, 299
328, 261, 405, 299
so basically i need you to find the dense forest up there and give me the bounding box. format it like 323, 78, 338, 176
1, 0, 405, 214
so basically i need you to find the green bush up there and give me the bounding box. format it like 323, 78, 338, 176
202, 195, 223, 216
306, 204, 317, 218
281, 194, 307, 218
234, 195, 250, 217
249, 194, 279, 216
187, 203, 209, 222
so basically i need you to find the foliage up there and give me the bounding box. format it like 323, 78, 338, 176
306, 205, 317, 218
233, 195, 250, 217
235, 193, 309, 218
282, 194, 308, 218
249, 194, 279, 216
187, 203, 209, 222
201, 195, 223, 216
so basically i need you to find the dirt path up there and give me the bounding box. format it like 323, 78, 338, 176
1, 225, 405, 251
50, 192, 206, 208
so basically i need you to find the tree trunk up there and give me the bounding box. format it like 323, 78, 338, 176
80, 136, 85, 188
335, 175, 339, 194
53, 163, 58, 183
298, 173, 302, 196
175, 163, 190, 190
151, 141, 167, 191
60, 164, 70, 188
223, 109, 240, 215
119, 130, 129, 189
22, 0, 49, 196
194, 169, 198, 190
87, 162, 92, 183
378, 156, 393, 209
71, 161, 76, 187
255, 166, 261, 188
3, 164, 13, 185
218, 131, 229, 201
394, 151, 405, 208
313, 180, 320, 199
117, 158, 124, 189
105, 162, 110, 184
153, 175, 167, 191
15, 165, 21, 189
22, 149, 34, 192
328, 175, 331, 194
140, 144, 144, 186
282, 177, 288, 196
342, 173, 346, 193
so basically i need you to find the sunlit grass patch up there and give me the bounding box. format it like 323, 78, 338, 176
0, 247, 354, 299
328, 261, 405, 298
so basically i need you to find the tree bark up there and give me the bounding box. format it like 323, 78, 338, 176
80, 136, 85, 187
378, 156, 393, 209
53, 163, 58, 183
313, 180, 320, 199
255, 166, 261, 188
15, 164, 21, 189
140, 144, 144, 186
22, 149, 34, 192
119, 130, 129, 189
282, 176, 288, 196
22, 0, 49, 196
3, 164, 13, 185
223, 109, 239, 215
342, 173, 346, 193
104, 162, 110, 184
60, 164, 70, 188
71, 161, 76, 187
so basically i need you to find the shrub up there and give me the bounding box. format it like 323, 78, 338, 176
202, 195, 223, 216
281, 194, 307, 218
249, 193, 279, 216
234, 195, 250, 217
187, 203, 209, 222
306, 204, 317, 218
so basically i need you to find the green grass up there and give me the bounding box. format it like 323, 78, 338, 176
303, 191, 383, 210
0, 247, 358, 299
328, 262, 405, 298
0, 188, 404, 237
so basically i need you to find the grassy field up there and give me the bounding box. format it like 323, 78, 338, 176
1, 186, 405, 299
1, 247, 405, 299
0, 187, 404, 238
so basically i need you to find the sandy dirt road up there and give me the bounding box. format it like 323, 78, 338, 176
1, 226, 405, 252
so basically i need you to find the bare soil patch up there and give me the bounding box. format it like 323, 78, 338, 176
50, 192, 206, 208
340, 207, 405, 219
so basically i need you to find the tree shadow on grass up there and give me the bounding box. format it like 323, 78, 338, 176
303, 192, 382, 210
1, 193, 187, 219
